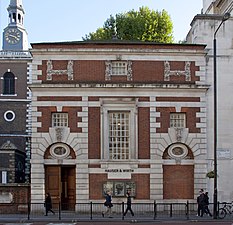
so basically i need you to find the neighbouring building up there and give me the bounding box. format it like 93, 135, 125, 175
0, 0, 31, 210
186, 0, 233, 201
29, 41, 208, 208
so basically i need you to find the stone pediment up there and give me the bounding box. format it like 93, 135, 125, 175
0, 140, 17, 150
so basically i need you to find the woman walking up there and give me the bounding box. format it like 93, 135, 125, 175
102, 191, 113, 218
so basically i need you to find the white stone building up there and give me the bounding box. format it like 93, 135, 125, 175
187, 0, 233, 202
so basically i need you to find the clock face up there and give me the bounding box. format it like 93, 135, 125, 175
5, 28, 21, 44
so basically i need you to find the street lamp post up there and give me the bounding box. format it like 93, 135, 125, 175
213, 12, 230, 219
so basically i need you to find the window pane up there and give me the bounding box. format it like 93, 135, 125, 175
52, 113, 68, 127
109, 112, 130, 160
3, 72, 15, 95
112, 62, 127, 75
170, 113, 186, 128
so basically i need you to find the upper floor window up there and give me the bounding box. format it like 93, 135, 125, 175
109, 112, 130, 160
101, 98, 138, 161
170, 113, 186, 128
3, 72, 15, 95
112, 61, 127, 75
52, 113, 68, 127
105, 60, 132, 81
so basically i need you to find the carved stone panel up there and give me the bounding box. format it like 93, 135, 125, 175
164, 61, 191, 81
46, 60, 74, 80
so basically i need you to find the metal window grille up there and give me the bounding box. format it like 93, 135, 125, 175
52, 113, 68, 127
109, 112, 130, 160
112, 62, 127, 75
170, 113, 186, 128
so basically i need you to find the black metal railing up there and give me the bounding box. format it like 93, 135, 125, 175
0, 201, 225, 221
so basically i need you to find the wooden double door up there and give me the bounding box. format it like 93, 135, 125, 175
45, 165, 76, 210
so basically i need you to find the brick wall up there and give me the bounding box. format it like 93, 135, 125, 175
89, 174, 150, 200
88, 107, 101, 159
0, 62, 28, 99
0, 184, 30, 214
38, 59, 200, 84
37, 106, 82, 133
138, 107, 150, 159
163, 165, 194, 199
156, 107, 200, 133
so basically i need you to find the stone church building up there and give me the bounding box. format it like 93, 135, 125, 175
0, 0, 31, 209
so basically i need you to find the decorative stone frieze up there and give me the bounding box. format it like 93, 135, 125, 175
0, 140, 17, 150
55, 127, 63, 142
175, 128, 183, 142
46, 60, 74, 80
105, 60, 133, 81
164, 61, 191, 81
105, 61, 111, 81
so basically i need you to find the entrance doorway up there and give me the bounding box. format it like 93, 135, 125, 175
45, 165, 76, 210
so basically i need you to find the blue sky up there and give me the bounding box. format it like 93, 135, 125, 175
0, 0, 202, 48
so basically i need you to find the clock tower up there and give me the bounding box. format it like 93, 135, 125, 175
0, 0, 31, 188
2, 0, 28, 50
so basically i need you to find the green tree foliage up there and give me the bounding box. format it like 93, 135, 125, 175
83, 7, 174, 43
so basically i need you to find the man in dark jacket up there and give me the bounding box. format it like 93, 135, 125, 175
44, 193, 55, 216
204, 192, 212, 217
198, 189, 206, 217
197, 189, 205, 217
123, 191, 134, 217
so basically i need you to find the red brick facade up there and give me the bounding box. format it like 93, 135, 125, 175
0, 184, 30, 213
38, 59, 199, 84
156, 106, 200, 133
30, 42, 207, 204
163, 165, 194, 199
89, 174, 150, 200
88, 107, 101, 159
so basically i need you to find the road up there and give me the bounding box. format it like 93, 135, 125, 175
1, 222, 233, 225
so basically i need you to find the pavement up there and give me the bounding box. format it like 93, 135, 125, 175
0, 212, 232, 224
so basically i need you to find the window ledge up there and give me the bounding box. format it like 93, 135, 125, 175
1, 94, 17, 96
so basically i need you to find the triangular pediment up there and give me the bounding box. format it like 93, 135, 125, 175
0, 140, 17, 150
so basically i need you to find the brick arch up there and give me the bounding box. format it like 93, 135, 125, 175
162, 142, 194, 160
44, 142, 76, 159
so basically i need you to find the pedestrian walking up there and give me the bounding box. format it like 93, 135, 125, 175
123, 191, 134, 217
204, 192, 212, 217
197, 189, 205, 217
102, 191, 113, 218
197, 189, 202, 216
44, 192, 55, 216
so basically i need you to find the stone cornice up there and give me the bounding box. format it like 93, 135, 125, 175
29, 83, 210, 90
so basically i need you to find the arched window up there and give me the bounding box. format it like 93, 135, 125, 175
3, 72, 15, 95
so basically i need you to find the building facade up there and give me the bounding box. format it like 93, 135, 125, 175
187, 0, 233, 201
0, 0, 31, 208
29, 41, 208, 207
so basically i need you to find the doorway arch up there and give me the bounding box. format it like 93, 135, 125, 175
44, 142, 76, 210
